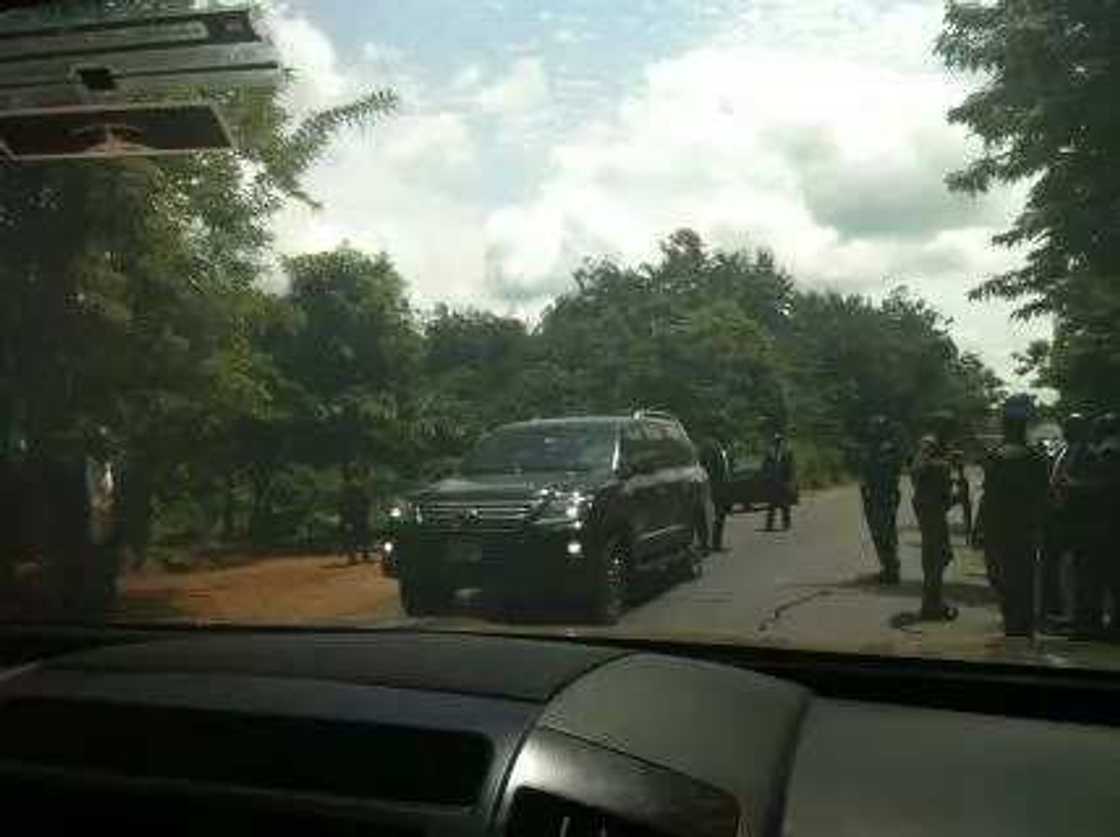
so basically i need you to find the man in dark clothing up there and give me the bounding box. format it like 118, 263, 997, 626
340, 465, 373, 565
977, 396, 1050, 637
1041, 412, 1088, 626
911, 426, 956, 621
1075, 413, 1120, 637
859, 415, 902, 584
1094, 414, 1120, 636
762, 433, 795, 531
699, 440, 731, 551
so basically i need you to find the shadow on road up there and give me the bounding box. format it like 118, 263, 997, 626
428, 568, 690, 627
836, 571, 997, 607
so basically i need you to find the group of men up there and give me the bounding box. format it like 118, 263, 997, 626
1033, 411, 1120, 637
860, 399, 1120, 638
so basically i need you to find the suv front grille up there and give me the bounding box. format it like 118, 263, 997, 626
420, 499, 537, 532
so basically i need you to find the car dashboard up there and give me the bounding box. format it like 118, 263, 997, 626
0, 630, 1118, 836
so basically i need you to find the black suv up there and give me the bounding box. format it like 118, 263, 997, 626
390, 412, 712, 624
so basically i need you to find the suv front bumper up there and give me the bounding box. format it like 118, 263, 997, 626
392, 524, 600, 600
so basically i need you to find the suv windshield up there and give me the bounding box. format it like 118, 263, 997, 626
461, 424, 617, 475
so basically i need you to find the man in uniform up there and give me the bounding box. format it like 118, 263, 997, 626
911, 415, 957, 620
859, 415, 902, 584
977, 396, 1050, 637
762, 432, 795, 531
699, 439, 731, 551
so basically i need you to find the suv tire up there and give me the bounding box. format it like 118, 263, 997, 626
589, 536, 628, 625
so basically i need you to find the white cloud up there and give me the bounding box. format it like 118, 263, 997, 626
474, 38, 1046, 381
476, 57, 549, 114
266, 9, 485, 307
452, 64, 483, 90
265, 10, 352, 114
264, 2, 1050, 384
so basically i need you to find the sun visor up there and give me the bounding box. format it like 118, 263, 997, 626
0, 101, 232, 160
0, 0, 280, 159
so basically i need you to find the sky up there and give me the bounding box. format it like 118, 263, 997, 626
264, 0, 1050, 387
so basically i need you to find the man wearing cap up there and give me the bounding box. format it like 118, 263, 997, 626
977, 396, 1050, 637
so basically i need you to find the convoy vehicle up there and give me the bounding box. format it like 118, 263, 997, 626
390, 412, 712, 623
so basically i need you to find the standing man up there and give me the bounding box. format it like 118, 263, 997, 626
1094, 414, 1120, 637
911, 418, 957, 621
859, 415, 902, 585
1041, 412, 1088, 627
699, 439, 731, 551
977, 396, 1050, 637
762, 432, 795, 531
1076, 413, 1120, 638
340, 463, 373, 565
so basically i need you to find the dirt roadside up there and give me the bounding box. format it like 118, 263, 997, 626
118, 555, 404, 624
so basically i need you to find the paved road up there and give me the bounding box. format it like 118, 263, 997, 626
620, 484, 900, 643
617, 481, 1009, 655
415, 482, 1120, 669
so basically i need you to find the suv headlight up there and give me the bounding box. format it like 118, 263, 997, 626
537, 491, 591, 525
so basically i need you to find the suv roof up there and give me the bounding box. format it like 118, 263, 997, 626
500, 413, 685, 430
501, 416, 631, 429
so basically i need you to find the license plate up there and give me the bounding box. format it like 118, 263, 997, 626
446, 540, 482, 564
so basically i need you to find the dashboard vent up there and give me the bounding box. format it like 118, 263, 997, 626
507, 789, 667, 837
0, 698, 491, 806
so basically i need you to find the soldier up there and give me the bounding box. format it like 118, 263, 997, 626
911, 417, 957, 621
762, 432, 795, 531
859, 415, 902, 584
699, 439, 731, 551
977, 396, 1050, 637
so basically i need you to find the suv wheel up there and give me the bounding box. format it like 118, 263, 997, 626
400, 574, 449, 617
590, 536, 628, 625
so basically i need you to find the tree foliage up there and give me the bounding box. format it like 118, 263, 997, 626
0, 75, 1002, 555
938, 1, 1120, 409
937, 0, 1120, 316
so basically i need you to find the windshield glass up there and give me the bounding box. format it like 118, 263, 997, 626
3, 0, 1120, 673
461, 425, 616, 475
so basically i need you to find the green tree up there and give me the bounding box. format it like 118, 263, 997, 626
278, 246, 421, 471
937, 0, 1120, 315
937, 1, 1120, 409
0, 74, 397, 552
